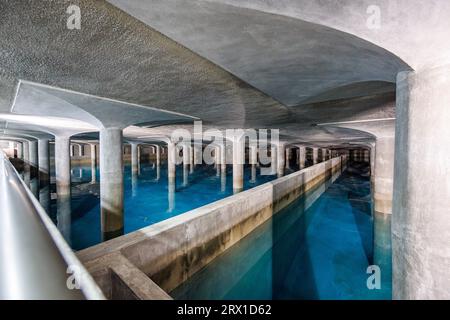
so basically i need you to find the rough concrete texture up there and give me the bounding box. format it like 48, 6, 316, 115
392, 65, 450, 299
78, 157, 344, 298
203, 0, 450, 70
83, 252, 171, 300
372, 136, 394, 215
0, 0, 402, 147
12, 81, 196, 130
0, 0, 289, 128
54, 136, 71, 196
108, 0, 407, 106
100, 128, 124, 241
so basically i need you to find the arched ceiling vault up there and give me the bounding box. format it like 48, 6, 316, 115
108, 0, 410, 106
0, 0, 432, 146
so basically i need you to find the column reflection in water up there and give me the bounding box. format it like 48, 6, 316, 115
23, 142, 30, 187
168, 142, 176, 212
270, 146, 277, 175
221, 165, 227, 193
90, 144, 97, 184
215, 146, 220, 177
168, 180, 175, 213
57, 194, 72, 245
132, 171, 138, 197
30, 177, 39, 197
155, 161, 160, 181
373, 211, 392, 296
250, 165, 256, 183
39, 185, 51, 214
189, 146, 194, 174
183, 144, 189, 187
220, 144, 227, 192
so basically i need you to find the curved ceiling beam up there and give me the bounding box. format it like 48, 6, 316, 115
204, 0, 450, 70
108, 0, 410, 106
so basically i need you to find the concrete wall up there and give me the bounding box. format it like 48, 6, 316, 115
78, 156, 345, 299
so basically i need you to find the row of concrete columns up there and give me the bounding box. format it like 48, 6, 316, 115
4, 66, 447, 298
349, 149, 371, 162
9, 133, 333, 244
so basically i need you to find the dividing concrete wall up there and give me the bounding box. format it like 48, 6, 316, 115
78, 156, 345, 299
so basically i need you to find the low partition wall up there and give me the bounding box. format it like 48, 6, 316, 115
78, 156, 346, 299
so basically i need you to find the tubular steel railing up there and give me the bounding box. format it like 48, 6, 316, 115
0, 152, 104, 300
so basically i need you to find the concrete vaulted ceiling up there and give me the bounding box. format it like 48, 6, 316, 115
108, 0, 408, 106
2, 0, 441, 146
200, 0, 450, 70
0, 0, 290, 130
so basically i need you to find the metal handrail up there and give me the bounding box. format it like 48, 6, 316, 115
0, 152, 105, 300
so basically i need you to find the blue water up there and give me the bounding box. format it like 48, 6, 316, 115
170, 164, 392, 300
49, 161, 295, 250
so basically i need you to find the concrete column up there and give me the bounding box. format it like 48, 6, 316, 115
220, 144, 227, 191
137, 144, 141, 174
373, 137, 394, 216
6, 141, 13, 158
16, 142, 23, 159
189, 145, 194, 174
29, 140, 38, 180
285, 147, 290, 169
131, 143, 139, 175
298, 146, 306, 169
215, 146, 220, 177
194, 144, 202, 166
167, 142, 176, 212
232, 136, 244, 193
370, 146, 375, 186
55, 136, 71, 197
55, 136, 72, 243
156, 145, 161, 166
363, 149, 370, 163
312, 148, 318, 165
99, 128, 124, 241
392, 67, 450, 299
38, 139, 50, 186
371, 136, 394, 292
70, 144, 75, 157
183, 143, 189, 186
322, 148, 328, 161
167, 142, 176, 185
78, 144, 84, 157
269, 145, 277, 175
277, 143, 286, 177
148, 146, 154, 162
22, 141, 30, 186
90, 144, 97, 184
250, 145, 257, 183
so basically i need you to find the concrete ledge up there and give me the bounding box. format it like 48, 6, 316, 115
78, 156, 346, 299
83, 252, 171, 300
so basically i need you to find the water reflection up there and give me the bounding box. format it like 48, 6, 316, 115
57, 194, 72, 245
23, 158, 293, 250
171, 164, 392, 300
39, 185, 51, 214
168, 179, 176, 213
